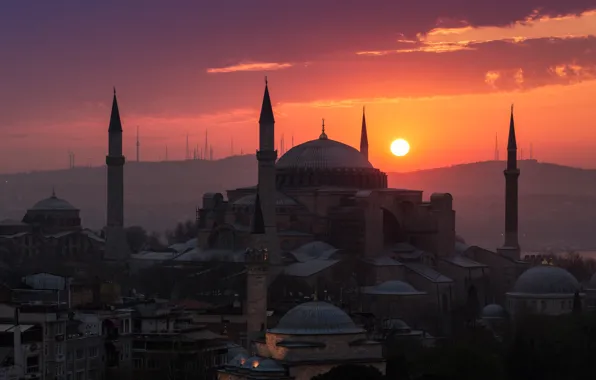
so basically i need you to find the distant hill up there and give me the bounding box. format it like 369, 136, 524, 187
1, 157, 594, 251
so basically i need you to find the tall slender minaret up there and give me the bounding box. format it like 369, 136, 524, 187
105, 88, 130, 261
245, 189, 269, 350
497, 105, 520, 260
257, 78, 280, 266
360, 106, 369, 160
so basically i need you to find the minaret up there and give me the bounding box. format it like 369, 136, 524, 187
257, 78, 280, 266
105, 88, 130, 261
497, 105, 520, 260
244, 189, 269, 350
360, 106, 369, 160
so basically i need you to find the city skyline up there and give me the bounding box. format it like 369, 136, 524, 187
0, 1, 595, 173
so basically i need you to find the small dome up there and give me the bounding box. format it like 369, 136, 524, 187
512, 265, 579, 295
277, 138, 373, 170
382, 319, 411, 333
253, 359, 284, 373
226, 353, 248, 368
481, 304, 506, 319
241, 356, 260, 369
30, 192, 77, 211
361, 280, 425, 295
226, 345, 248, 362
269, 301, 364, 335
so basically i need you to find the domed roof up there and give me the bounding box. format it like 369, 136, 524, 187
481, 304, 506, 319
226, 353, 248, 368
361, 280, 426, 295
225, 345, 248, 362
30, 191, 77, 211
269, 301, 364, 335
241, 356, 260, 369
511, 265, 580, 295
382, 319, 411, 332
277, 137, 373, 170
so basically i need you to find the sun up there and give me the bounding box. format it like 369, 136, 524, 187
390, 139, 410, 157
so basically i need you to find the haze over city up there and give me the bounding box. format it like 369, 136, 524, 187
1, 1, 596, 173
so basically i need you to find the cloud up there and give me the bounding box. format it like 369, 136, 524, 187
549, 63, 596, 83
206, 62, 293, 74
484, 69, 527, 91
282, 94, 454, 109
357, 9, 596, 55
485, 71, 501, 88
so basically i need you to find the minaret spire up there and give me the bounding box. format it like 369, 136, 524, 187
250, 188, 265, 235
259, 79, 275, 125
256, 78, 280, 267
360, 106, 369, 160
498, 104, 520, 260
105, 88, 130, 261
508, 104, 517, 151
108, 90, 122, 132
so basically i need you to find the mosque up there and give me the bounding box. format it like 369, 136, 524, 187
190, 81, 592, 378
196, 83, 530, 332
0, 89, 130, 273
0, 190, 105, 270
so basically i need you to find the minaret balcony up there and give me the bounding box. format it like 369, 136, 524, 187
106, 156, 125, 166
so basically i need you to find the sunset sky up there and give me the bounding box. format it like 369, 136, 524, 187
1, 1, 595, 173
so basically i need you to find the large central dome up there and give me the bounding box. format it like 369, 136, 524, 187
277, 138, 373, 170
269, 301, 364, 335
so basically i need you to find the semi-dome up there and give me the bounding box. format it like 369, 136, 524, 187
511, 265, 580, 295
30, 192, 77, 211
277, 138, 373, 170
269, 301, 364, 335
481, 304, 506, 319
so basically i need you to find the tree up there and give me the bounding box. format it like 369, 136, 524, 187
410, 327, 505, 380
165, 220, 197, 244
506, 314, 596, 380
125, 226, 148, 253
311, 364, 385, 380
